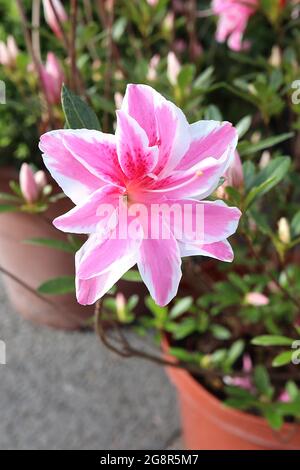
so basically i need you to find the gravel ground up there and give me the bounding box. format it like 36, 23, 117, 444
0, 278, 181, 450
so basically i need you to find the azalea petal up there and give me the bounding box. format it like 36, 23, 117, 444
146, 154, 230, 200
39, 131, 101, 204
116, 110, 158, 179
137, 225, 182, 306
77, 224, 142, 280
122, 84, 190, 178
61, 129, 125, 186
179, 239, 234, 262
165, 198, 241, 244
177, 120, 238, 171
53, 186, 122, 234
200, 200, 241, 243
121, 84, 158, 146
75, 245, 137, 305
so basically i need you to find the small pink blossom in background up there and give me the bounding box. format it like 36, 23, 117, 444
167, 52, 181, 86
212, 0, 258, 51
19, 163, 47, 204
34, 170, 48, 192
116, 293, 126, 319
0, 35, 18, 67
245, 292, 270, 307
147, 54, 160, 81
114, 92, 124, 109
147, 0, 159, 6
42, 0, 68, 39
278, 390, 290, 403
217, 151, 243, 198
224, 354, 254, 391
40, 84, 241, 306
40, 52, 64, 105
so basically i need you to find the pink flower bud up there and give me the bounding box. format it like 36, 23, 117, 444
114, 92, 124, 109
116, 293, 126, 321
41, 52, 64, 105
216, 151, 243, 198
167, 52, 181, 86
278, 390, 290, 403
245, 292, 269, 307
226, 151, 244, 188
34, 171, 48, 192
147, 0, 159, 5
147, 54, 160, 81
19, 163, 40, 204
42, 0, 68, 39
0, 36, 18, 67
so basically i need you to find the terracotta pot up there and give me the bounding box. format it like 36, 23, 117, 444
0, 167, 94, 330
166, 364, 300, 450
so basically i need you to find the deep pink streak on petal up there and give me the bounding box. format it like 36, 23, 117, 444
122, 84, 190, 179
147, 155, 229, 200
177, 121, 237, 172
137, 225, 182, 306
153, 98, 190, 178
116, 110, 158, 180
122, 84, 158, 146
53, 185, 122, 234
77, 225, 142, 280
39, 131, 101, 204
62, 130, 125, 187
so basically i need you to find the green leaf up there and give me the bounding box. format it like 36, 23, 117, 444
61, 84, 101, 130
254, 365, 273, 398
291, 211, 300, 237
170, 297, 193, 319
225, 340, 245, 367
210, 324, 232, 340
251, 335, 294, 347
38, 276, 75, 295
24, 237, 76, 253
121, 270, 142, 282
263, 406, 283, 430
244, 176, 277, 209
145, 296, 167, 318
236, 115, 252, 139
251, 157, 291, 189
239, 133, 294, 156
169, 347, 200, 364
172, 318, 197, 340
0, 204, 18, 212
0, 192, 20, 202
244, 157, 291, 209
272, 350, 294, 367
177, 64, 195, 89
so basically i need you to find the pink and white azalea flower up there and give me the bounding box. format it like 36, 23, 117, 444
212, 0, 258, 51
39, 84, 241, 306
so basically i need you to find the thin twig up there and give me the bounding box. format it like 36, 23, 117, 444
32, 0, 41, 63
16, 0, 55, 129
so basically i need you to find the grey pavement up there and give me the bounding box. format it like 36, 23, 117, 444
0, 278, 181, 450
